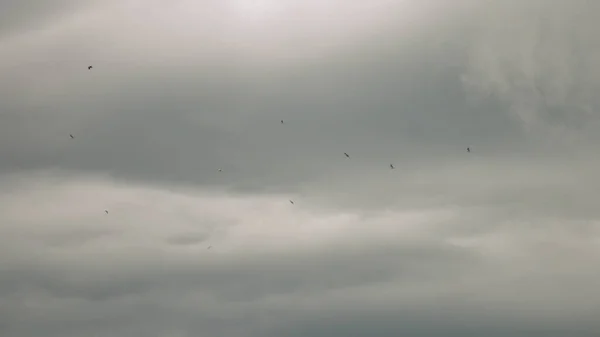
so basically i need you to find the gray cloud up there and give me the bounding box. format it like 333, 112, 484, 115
0, 28, 522, 191
2, 0, 600, 336
462, 0, 600, 137
0, 0, 90, 37
2, 169, 600, 336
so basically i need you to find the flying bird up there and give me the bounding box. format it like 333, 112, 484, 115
467, 147, 471, 153
218, 169, 222, 172
69, 134, 74, 139
207, 246, 212, 250
104, 210, 108, 214
281, 120, 284, 124
344, 152, 350, 158
289, 200, 294, 205
390, 164, 394, 169
88, 65, 93, 70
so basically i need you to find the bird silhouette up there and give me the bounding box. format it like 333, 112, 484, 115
467, 147, 471, 153
88, 65, 93, 70
69, 134, 74, 139
390, 164, 394, 169
104, 210, 108, 214
344, 152, 350, 158
289, 200, 294, 204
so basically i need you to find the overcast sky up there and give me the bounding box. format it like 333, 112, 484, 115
2, 0, 600, 336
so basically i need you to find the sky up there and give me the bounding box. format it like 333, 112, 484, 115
2, 0, 600, 336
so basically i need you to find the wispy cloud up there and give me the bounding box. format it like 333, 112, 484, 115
462, 0, 600, 138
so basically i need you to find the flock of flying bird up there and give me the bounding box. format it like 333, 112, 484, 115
70, 65, 473, 247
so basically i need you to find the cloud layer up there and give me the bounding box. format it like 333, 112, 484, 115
2, 0, 600, 336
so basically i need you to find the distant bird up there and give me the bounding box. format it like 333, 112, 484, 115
88, 65, 93, 70
104, 210, 108, 214
207, 246, 212, 250
218, 169, 222, 172
69, 134, 74, 139
344, 152, 350, 158
467, 147, 471, 153
281, 120, 284, 124
289, 200, 294, 205
390, 164, 394, 169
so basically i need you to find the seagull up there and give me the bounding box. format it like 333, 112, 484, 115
467, 147, 471, 153
69, 134, 74, 139
344, 152, 350, 158
88, 65, 93, 70
289, 200, 294, 205
390, 164, 394, 169
104, 210, 108, 214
